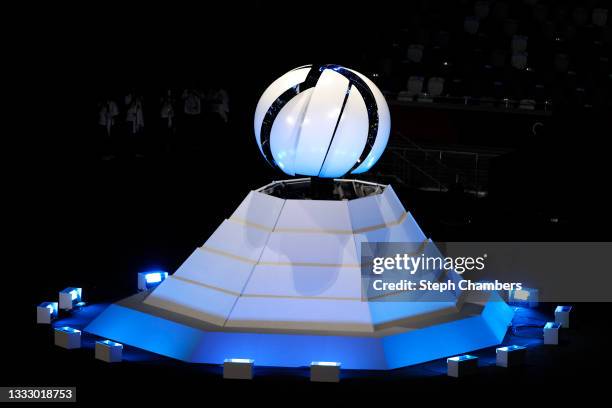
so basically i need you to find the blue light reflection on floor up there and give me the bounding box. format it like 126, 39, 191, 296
504, 305, 547, 348
51, 303, 166, 363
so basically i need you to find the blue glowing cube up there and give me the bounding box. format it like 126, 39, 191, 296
138, 271, 168, 291
59, 287, 82, 311
496, 345, 526, 367
508, 287, 539, 308
447, 354, 478, 377
223, 358, 254, 380
310, 361, 341, 382
54, 326, 81, 349
544, 322, 561, 345
554, 305, 572, 328
95, 340, 123, 363
36, 302, 58, 324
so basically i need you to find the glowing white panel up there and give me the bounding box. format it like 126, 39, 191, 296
346, 186, 406, 231
275, 199, 351, 231
203, 220, 270, 260
318, 87, 368, 177
353, 213, 427, 258
144, 277, 237, 326
242, 264, 362, 298
358, 212, 425, 242
349, 70, 391, 174
226, 297, 374, 332
261, 232, 358, 265
353, 229, 392, 255
172, 248, 254, 293
396, 212, 427, 241
270, 89, 314, 175
229, 191, 285, 229
253, 67, 310, 154
377, 185, 406, 224
368, 301, 459, 327
293, 70, 350, 176
347, 194, 386, 231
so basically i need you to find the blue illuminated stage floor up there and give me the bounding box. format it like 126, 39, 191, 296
8, 299, 606, 404
80, 290, 514, 370
51, 301, 545, 373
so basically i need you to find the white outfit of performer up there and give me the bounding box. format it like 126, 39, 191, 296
160, 95, 174, 128
182, 89, 201, 115
209, 88, 229, 123
126, 97, 145, 133
98, 100, 119, 136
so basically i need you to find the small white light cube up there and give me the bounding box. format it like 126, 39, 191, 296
496, 345, 526, 367
310, 361, 341, 383
543, 322, 561, 345
95, 340, 123, 363
138, 272, 168, 291
59, 287, 82, 310
447, 355, 478, 377
36, 302, 58, 324
555, 305, 572, 328
223, 358, 254, 380
54, 327, 81, 349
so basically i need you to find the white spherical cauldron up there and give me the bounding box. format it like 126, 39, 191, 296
254, 64, 390, 178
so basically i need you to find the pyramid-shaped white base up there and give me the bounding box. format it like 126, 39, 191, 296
86, 179, 513, 369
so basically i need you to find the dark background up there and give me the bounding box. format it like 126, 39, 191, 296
6, 1, 612, 403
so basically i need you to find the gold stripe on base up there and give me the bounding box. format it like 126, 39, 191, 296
198, 246, 361, 268
228, 211, 409, 235
198, 238, 430, 269
169, 275, 361, 301
169, 275, 452, 302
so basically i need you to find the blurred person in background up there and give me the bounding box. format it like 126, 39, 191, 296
159, 88, 176, 154
206, 85, 229, 124
98, 95, 120, 160
181, 86, 203, 152
125, 91, 145, 157
202, 82, 229, 153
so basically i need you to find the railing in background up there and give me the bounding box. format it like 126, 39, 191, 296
376, 131, 509, 196
389, 95, 554, 115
